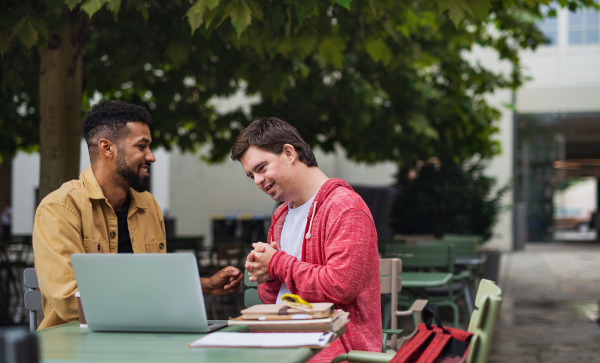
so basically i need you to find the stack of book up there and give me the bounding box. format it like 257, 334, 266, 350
228, 303, 349, 333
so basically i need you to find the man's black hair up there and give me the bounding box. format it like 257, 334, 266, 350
82, 100, 152, 161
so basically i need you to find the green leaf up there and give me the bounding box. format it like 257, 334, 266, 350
465, 0, 490, 21
224, 0, 252, 36
30, 18, 49, 40
135, 1, 149, 20
0, 30, 12, 57
318, 37, 345, 69
9, 18, 27, 40
295, 2, 319, 24
82, 0, 106, 17
204, 7, 220, 29
246, 0, 264, 21
297, 33, 318, 58
408, 116, 439, 140
333, 0, 352, 10
65, 0, 83, 10
277, 36, 292, 57
186, 0, 207, 34
446, 0, 470, 27
107, 0, 122, 13
205, 0, 221, 9
165, 43, 190, 68
10, 17, 38, 48
365, 38, 391, 65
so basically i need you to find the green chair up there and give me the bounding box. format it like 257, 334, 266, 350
443, 234, 483, 244
383, 244, 463, 328
331, 279, 502, 363
243, 269, 262, 308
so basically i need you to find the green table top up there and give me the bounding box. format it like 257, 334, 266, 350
36, 322, 320, 363
397, 272, 453, 288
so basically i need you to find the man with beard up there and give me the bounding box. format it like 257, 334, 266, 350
32, 101, 243, 330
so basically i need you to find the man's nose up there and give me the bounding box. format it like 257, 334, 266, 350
146, 150, 156, 163
254, 174, 264, 186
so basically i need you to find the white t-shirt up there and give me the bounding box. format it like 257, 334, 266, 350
275, 192, 317, 304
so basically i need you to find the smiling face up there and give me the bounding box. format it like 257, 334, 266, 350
114, 121, 155, 192
240, 145, 296, 202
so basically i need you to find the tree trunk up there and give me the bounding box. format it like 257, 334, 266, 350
38, 10, 88, 201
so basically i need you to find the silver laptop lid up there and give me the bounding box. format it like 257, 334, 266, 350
71, 253, 211, 333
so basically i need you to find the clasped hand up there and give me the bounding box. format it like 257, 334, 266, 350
245, 241, 278, 284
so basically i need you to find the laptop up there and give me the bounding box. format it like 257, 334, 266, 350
71, 253, 228, 333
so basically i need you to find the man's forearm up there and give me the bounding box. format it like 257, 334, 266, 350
200, 277, 212, 294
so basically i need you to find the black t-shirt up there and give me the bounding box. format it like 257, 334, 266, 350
115, 195, 133, 253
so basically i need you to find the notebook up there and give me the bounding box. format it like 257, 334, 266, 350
240, 302, 335, 319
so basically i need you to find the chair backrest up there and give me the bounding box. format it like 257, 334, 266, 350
466, 279, 502, 363
443, 234, 483, 244
380, 258, 402, 348
418, 239, 477, 257
23, 268, 42, 332
166, 236, 204, 253
379, 258, 402, 294
381, 244, 454, 271
243, 269, 262, 308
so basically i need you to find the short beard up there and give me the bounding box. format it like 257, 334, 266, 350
115, 151, 150, 192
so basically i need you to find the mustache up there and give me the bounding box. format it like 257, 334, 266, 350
139, 162, 151, 167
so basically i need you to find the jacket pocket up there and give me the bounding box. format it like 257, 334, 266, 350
83, 239, 104, 253
145, 240, 166, 253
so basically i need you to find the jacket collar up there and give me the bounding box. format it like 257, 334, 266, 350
80, 166, 150, 209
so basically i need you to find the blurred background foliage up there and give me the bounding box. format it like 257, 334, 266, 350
391, 159, 511, 241
2, 0, 597, 168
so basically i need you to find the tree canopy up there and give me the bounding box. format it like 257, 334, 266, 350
1, 0, 597, 167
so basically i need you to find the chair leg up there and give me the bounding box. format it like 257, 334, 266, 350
450, 302, 459, 329
382, 301, 391, 329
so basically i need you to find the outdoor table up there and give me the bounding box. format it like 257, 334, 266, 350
455, 254, 487, 316
36, 322, 342, 363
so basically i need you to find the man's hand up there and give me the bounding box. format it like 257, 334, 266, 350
201, 266, 243, 295
245, 242, 278, 284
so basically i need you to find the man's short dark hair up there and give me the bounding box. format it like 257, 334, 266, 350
82, 101, 151, 161
231, 117, 318, 167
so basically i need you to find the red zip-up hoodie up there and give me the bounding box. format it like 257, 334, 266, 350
259, 178, 382, 362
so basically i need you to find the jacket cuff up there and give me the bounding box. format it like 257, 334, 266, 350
268, 250, 295, 281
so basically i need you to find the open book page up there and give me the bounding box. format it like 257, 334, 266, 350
188, 332, 334, 348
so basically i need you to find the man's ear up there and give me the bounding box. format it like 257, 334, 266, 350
98, 138, 116, 160
282, 144, 296, 163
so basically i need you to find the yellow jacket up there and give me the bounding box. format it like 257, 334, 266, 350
32, 166, 166, 329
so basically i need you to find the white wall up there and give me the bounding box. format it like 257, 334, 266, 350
150, 147, 171, 215
518, 8, 600, 113
11, 152, 39, 235
11, 139, 174, 235
463, 43, 515, 251
168, 144, 397, 243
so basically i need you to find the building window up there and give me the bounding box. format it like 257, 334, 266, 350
539, 8, 558, 46
569, 9, 600, 45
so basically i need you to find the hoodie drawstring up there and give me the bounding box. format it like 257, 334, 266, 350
305, 201, 317, 240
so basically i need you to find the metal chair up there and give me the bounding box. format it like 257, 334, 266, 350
243, 269, 262, 307
23, 268, 42, 332
382, 244, 463, 328
330, 279, 502, 363
380, 258, 427, 352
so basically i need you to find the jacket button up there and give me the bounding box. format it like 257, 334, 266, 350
97, 244, 101, 251
159, 242, 165, 250
109, 231, 116, 239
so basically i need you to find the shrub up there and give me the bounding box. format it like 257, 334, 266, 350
390, 159, 510, 242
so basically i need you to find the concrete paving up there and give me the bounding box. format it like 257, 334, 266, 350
488, 242, 600, 362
